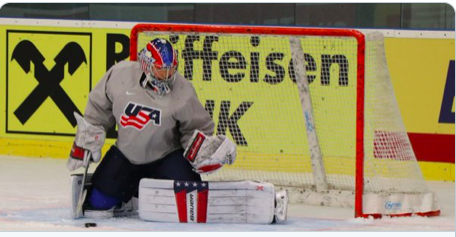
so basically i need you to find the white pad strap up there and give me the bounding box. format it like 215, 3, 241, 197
139, 179, 275, 224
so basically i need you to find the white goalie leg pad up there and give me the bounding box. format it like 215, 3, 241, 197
139, 178, 284, 224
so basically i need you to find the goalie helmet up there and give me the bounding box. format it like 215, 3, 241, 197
138, 38, 178, 97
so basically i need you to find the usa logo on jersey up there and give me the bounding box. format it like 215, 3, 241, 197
120, 102, 161, 130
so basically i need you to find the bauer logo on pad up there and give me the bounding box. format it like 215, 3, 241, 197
174, 181, 209, 223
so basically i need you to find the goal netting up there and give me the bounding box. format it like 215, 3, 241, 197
130, 24, 440, 218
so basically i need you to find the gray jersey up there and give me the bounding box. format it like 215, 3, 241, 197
84, 61, 215, 165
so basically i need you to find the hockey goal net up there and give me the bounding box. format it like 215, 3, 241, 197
130, 23, 440, 218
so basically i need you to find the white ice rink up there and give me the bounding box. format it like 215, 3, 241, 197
0, 155, 454, 231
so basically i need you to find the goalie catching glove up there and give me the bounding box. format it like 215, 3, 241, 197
67, 112, 106, 171
184, 130, 236, 174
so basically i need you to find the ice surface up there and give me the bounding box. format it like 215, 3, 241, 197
0, 155, 454, 231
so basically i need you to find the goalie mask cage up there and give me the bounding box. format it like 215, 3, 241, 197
130, 23, 440, 218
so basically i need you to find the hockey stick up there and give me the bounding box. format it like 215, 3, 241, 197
75, 150, 91, 218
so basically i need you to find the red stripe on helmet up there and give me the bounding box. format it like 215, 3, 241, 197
148, 42, 164, 69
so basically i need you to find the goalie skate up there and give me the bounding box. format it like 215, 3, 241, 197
80, 197, 138, 218
112, 197, 138, 217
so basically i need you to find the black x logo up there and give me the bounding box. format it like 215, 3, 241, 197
11, 40, 86, 127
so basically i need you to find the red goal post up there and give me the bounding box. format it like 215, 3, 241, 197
129, 23, 440, 218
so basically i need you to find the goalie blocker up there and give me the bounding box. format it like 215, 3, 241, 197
139, 178, 288, 224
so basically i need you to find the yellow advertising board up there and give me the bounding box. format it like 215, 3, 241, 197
6, 30, 91, 135
386, 38, 455, 134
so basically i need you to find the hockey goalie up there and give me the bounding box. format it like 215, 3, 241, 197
67, 38, 288, 224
